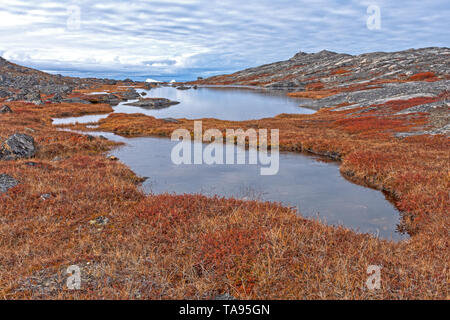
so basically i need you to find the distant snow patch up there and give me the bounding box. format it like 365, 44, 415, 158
145, 78, 161, 83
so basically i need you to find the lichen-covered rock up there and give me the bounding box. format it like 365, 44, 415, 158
0, 174, 19, 193
0, 133, 36, 160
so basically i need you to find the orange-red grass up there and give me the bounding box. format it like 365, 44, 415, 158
0, 97, 448, 299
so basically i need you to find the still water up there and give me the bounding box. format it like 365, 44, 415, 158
82, 131, 406, 241
53, 87, 315, 125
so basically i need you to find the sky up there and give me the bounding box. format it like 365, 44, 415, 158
0, 0, 449, 81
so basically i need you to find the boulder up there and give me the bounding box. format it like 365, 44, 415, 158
0, 174, 19, 193
121, 88, 141, 100
48, 93, 63, 103
24, 91, 43, 105
105, 94, 121, 106
0, 88, 11, 98
0, 133, 36, 160
0, 105, 12, 113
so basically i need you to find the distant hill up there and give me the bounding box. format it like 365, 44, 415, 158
0, 57, 121, 102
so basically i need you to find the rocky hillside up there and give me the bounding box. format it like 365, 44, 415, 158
192, 47, 449, 134
0, 57, 127, 105
193, 47, 449, 89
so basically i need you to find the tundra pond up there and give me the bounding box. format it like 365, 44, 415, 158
53, 86, 316, 125
54, 87, 407, 241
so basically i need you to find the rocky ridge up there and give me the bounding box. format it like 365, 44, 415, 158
192, 47, 449, 134
193, 48, 449, 89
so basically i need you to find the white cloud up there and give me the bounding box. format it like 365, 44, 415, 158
0, 0, 448, 80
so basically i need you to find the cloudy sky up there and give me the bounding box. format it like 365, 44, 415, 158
0, 0, 449, 80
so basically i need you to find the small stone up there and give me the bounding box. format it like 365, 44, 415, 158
214, 293, 236, 300
89, 216, 110, 226
107, 155, 118, 161
40, 193, 52, 200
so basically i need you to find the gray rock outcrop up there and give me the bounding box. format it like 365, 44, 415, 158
0, 174, 19, 193
125, 98, 180, 109
0, 133, 37, 160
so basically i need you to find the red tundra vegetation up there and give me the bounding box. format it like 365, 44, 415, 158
305, 82, 325, 91
0, 83, 449, 299
331, 68, 351, 75
408, 72, 439, 82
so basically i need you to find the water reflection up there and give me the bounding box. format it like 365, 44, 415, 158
53, 87, 315, 125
